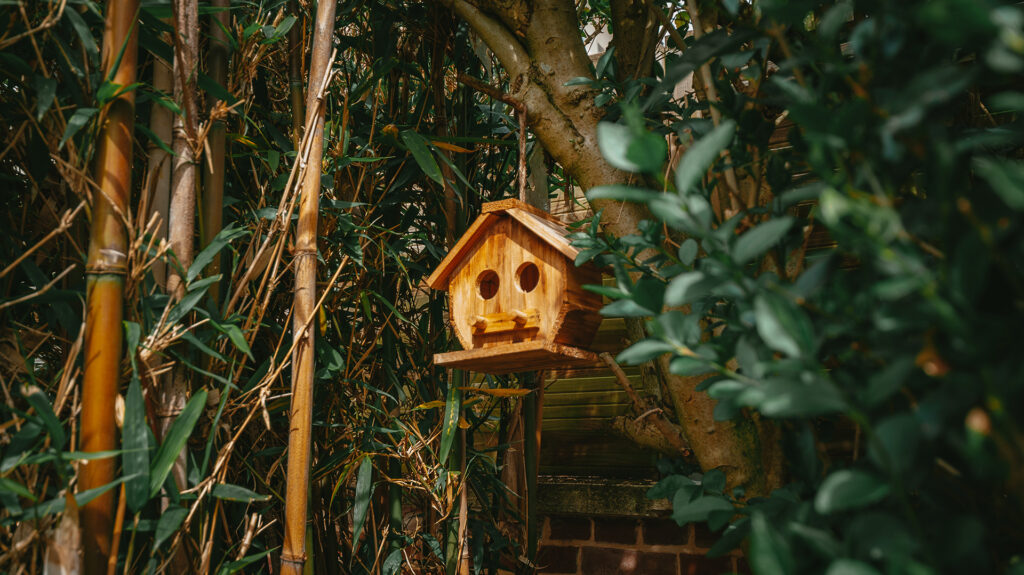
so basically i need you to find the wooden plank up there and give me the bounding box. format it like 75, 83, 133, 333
482, 197, 565, 226
470, 308, 540, 334
505, 207, 579, 262
425, 212, 500, 290
433, 340, 598, 374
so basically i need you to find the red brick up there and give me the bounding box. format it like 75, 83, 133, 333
581, 547, 637, 575
642, 518, 690, 546
547, 515, 591, 541
593, 517, 639, 544
537, 545, 579, 573
638, 551, 678, 573
680, 554, 735, 575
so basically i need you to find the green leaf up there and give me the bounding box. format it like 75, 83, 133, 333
64, 8, 99, 55
701, 469, 726, 494
439, 374, 463, 464
23, 387, 65, 450
34, 76, 57, 120
825, 559, 883, 575
217, 549, 274, 575
973, 157, 1024, 210
59, 107, 98, 149
814, 470, 890, 514
669, 356, 715, 376
675, 120, 735, 195
595, 46, 616, 79
597, 122, 644, 172
665, 272, 715, 306
586, 185, 660, 203
733, 216, 794, 264
149, 390, 208, 497
154, 505, 187, 551
0, 477, 35, 501
400, 130, 443, 185
754, 291, 814, 358
211, 483, 270, 502
352, 455, 374, 552
217, 549, 275, 575
189, 224, 248, 282
647, 474, 695, 500
616, 340, 676, 365
165, 284, 209, 326
600, 298, 656, 317
678, 238, 699, 266
123, 367, 150, 512
383, 548, 404, 575
671, 493, 734, 526
626, 131, 668, 173
749, 512, 794, 575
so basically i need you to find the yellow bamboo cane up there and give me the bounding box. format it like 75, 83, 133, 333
80, 1, 138, 572
280, 1, 337, 574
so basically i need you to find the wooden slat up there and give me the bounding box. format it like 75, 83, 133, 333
425, 212, 499, 290
433, 340, 598, 374
504, 208, 580, 262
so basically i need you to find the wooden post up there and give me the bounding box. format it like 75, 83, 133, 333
80, 1, 138, 572
280, 1, 337, 573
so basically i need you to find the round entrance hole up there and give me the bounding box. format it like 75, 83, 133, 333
477, 269, 499, 300
516, 262, 540, 293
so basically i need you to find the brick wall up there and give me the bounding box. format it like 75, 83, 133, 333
536, 515, 747, 575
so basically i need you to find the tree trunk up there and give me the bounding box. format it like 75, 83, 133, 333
280, 1, 336, 573
80, 1, 138, 572
445, 0, 783, 496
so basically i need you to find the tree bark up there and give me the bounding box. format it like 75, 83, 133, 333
280, 1, 336, 573
80, 1, 138, 572
445, 0, 784, 497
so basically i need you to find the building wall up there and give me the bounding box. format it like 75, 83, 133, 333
537, 515, 746, 575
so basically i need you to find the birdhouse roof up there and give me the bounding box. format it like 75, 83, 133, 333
425, 199, 581, 291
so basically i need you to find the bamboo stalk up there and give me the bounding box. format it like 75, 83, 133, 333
288, 0, 305, 149
159, 0, 199, 502
143, 24, 173, 288
80, 1, 138, 572
201, 0, 231, 301
280, 2, 337, 573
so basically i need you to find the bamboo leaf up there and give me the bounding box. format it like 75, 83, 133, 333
352, 455, 374, 552
149, 390, 207, 497
439, 373, 463, 465
154, 505, 188, 551
34, 76, 57, 120
400, 130, 443, 184
59, 107, 97, 149
211, 483, 270, 502
189, 224, 248, 282
123, 363, 150, 512
22, 386, 65, 450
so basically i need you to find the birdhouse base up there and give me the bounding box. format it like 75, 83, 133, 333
433, 340, 598, 374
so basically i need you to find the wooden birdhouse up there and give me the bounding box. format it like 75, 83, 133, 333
426, 199, 603, 374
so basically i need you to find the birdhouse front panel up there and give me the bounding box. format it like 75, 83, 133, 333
426, 199, 603, 374
447, 217, 566, 351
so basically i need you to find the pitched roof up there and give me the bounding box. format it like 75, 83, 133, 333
425, 199, 580, 290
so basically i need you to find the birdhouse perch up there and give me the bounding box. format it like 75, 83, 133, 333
426, 199, 603, 374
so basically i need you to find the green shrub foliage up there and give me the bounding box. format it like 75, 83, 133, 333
577, 0, 1024, 573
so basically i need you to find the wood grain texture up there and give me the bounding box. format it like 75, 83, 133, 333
433, 340, 598, 374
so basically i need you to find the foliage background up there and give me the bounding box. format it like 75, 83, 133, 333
0, 0, 1022, 574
